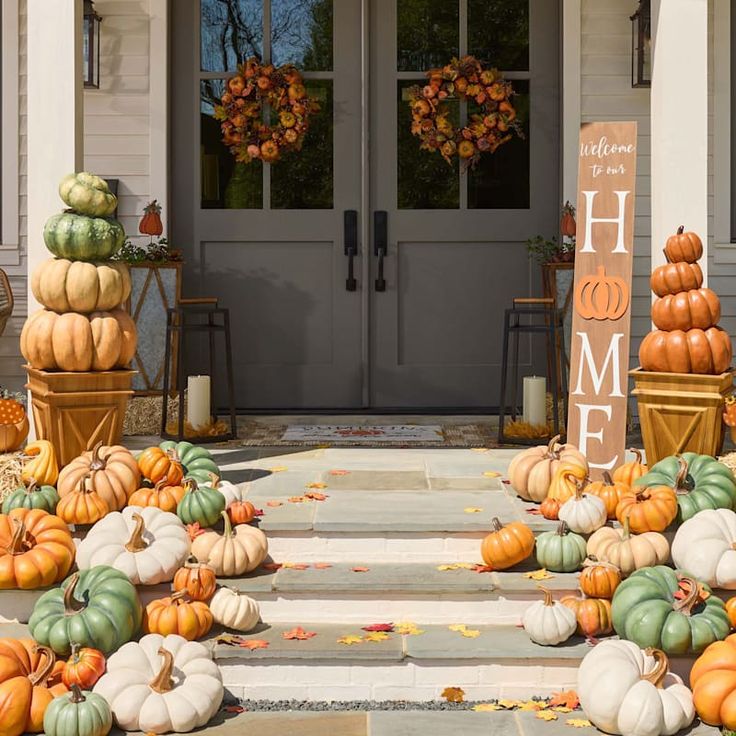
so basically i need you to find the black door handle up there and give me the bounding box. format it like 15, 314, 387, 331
344, 210, 358, 291
374, 211, 387, 292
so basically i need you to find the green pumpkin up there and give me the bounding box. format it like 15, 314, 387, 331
611, 565, 729, 655
635, 453, 736, 522
535, 521, 587, 572
43, 212, 125, 261
43, 685, 112, 736
1, 478, 59, 514
160, 440, 220, 484
59, 172, 117, 217
28, 565, 142, 656
176, 477, 226, 527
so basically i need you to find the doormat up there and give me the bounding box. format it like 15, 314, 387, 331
241, 423, 498, 448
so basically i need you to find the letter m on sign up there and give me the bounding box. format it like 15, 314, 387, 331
567, 121, 637, 477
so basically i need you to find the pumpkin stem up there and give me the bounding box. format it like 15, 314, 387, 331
673, 456, 691, 495
556, 521, 569, 536
166, 447, 180, 464
489, 517, 503, 533
677, 225, 685, 235
672, 576, 702, 616
183, 554, 202, 568
573, 479, 586, 501
69, 641, 81, 662
602, 471, 614, 486
538, 585, 554, 607
149, 647, 175, 693
641, 648, 669, 688
68, 683, 86, 704
28, 645, 56, 685
170, 590, 188, 604
583, 555, 620, 573
621, 516, 631, 540
155, 477, 170, 492
89, 442, 107, 471
630, 448, 643, 464
662, 248, 672, 264
124, 512, 149, 553
4, 517, 29, 555
63, 572, 86, 614
25, 478, 37, 495
184, 477, 199, 494
546, 434, 562, 458
208, 471, 220, 488
221, 510, 234, 537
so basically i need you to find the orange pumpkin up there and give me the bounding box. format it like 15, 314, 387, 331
612, 448, 648, 486
547, 463, 588, 504
0, 508, 75, 590
60, 643, 105, 689
664, 225, 703, 264
0, 639, 67, 736
55, 475, 109, 526
560, 595, 613, 637
57, 442, 140, 512
540, 496, 561, 520
579, 556, 621, 599
574, 265, 628, 321
172, 556, 217, 602
690, 634, 736, 729
143, 590, 213, 641
128, 476, 187, 514
481, 517, 534, 570
139, 200, 163, 237
137, 446, 184, 485
726, 596, 736, 628
615, 484, 678, 534
639, 327, 732, 375
0, 397, 29, 452
584, 471, 630, 520
650, 259, 703, 297
228, 500, 257, 525
651, 287, 721, 332
560, 201, 576, 238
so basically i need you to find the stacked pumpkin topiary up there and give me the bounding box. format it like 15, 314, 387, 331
20, 172, 137, 373
640, 225, 732, 374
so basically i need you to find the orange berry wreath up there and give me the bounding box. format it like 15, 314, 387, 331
408, 55, 523, 166
215, 57, 319, 164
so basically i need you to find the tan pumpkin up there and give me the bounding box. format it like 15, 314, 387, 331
31, 258, 131, 313
639, 327, 732, 375
507, 435, 587, 502
651, 288, 721, 332
21, 308, 137, 372
650, 260, 703, 297
579, 556, 621, 599
663, 225, 703, 264
57, 442, 140, 512
612, 449, 648, 486
584, 471, 630, 520
560, 595, 613, 637
547, 462, 588, 504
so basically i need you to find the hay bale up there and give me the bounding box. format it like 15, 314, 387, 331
0, 453, 23, 504
124, 394, 182, 436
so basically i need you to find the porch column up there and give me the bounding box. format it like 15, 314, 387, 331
27, 0, 84, 313
650, 0, 708, 280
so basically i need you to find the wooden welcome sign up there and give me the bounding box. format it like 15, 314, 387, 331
567, 121, 637, 477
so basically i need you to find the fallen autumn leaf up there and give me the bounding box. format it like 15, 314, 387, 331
282, 627, 317, 641
441, 687, 465, 703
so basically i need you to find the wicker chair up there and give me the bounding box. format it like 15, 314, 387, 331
0, 269, 13, 336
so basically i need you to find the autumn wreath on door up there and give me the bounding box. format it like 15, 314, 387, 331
408, 55, 523, 166
215, 57, 319, 164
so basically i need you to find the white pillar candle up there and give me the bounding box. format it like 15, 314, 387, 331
523, 376, 547, 427
187, 375, 211, 430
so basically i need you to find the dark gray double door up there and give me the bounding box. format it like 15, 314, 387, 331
172, 0, 559, 410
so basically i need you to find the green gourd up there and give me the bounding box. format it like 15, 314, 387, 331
160, 440, 220, 484
535, 521, 587, 572
28, 565, 142, 656
1, 478, 59, 514
43, 684, 112, 736
611, 565, 729, 655
635, 453, 736, 522
59, 172, 117, 217
176, 478, 226, 527
43, 212, 125, 261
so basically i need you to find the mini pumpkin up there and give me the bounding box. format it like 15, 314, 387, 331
139, 200, 163, 237
480, 517, 535, 570
535, 521, 587, 573
61, 643, 106, 690
43, 684, 112, 736
547, 462, 588, 505
579, 556, 621, 599
584, 471, 630, 520
560, 594, 613, 638
55, 476, 110, 526
521, 586, 577, 646
209, 586, 261, 632
2, 478, 59, 515
22, 440, 59, 486
664, 225, 703, 264
128, 477, 187, 514
143, 590, 213, 641
172, 556, 217, 602
176, 478, 226, 527
612, 448, 648, 486
228, 499, 258, 525
137, 446, 184, 485
540, 496, 561, 520
557, 480, 607, 534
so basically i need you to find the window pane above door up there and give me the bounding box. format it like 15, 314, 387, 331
271, 0, 334, 70
397, 0, 459, 72
468, 0, 529, 72
201, 0, 263, 72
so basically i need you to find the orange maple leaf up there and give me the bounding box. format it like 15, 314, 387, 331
281, 562, 309, 570
307, 482, 328, 489
186, 523, 205, 540
305, 491, 329, 501
313, 562, 333, 569
282, 626, 317, 640
262, 562, 283, 571
548, 690, 579, 710
441, 686, 465, 703
288, 496, 308, 503
266, 500, 283, 508
224, 705, 245, 713
351, 566, 370, 573
472, 564, 494, 573
329, 469, 350, 476
239, 640, 269, 651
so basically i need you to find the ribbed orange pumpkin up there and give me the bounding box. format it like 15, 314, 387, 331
727, 596, 736, 628
228, 500, 257, 525
547, 463, 588, 504
137, 447, 184, 485
690, 634, 736, 729
650, 259, 703, 297
615, 484, 678, 533
579, 556, 621, 599
480, 517, 534, 570
55, 476, 109, 526
143, 590, 214, 641
584, 471, 630, 520
639, 327, 732, 375
0, 639, 67, 736
540, 496, 561, 520
60, 643, 106, 689
664, 225, 703, 264
560, 595, 613, 637
612, 449, 648, 486
651, 287, 721, 332
172, 557, 217, 602
128, 477, 187, 514
0, 508, 75, 589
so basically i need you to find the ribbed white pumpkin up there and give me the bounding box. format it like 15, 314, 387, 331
558, 483, 607, 534
578, 639, 694, 736
93, 633, 223, 734
521, 587, 577, 646
76, 506, 190, 585
671, 508, 736, 589
209, 586, 261, 632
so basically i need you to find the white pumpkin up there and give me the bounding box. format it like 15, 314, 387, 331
209, 586, 261, 632
578, 639, 694, 736
521, 587, 577, 646
209, 474, 248, 507
76, 506, 190, 585
671, 508, 736, 588
558, 482, 607, 534
93, 633, 223, 734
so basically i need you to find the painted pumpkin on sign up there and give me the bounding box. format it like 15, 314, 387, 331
574, 265, 629, 321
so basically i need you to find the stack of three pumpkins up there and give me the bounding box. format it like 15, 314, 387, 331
640, 226, 732, 375
21, 172, 137, 373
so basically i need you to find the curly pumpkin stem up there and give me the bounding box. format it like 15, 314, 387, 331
149, 647, 175, 693
165, 447, 180, 464
25, 478, 38, 495
89, 442, 107, 471
5, 517, 29, 555
573, 479, 586, 501
170, 590, 188, 604
673, 456, 692, 495
629, 448, 643, 464
63, 572, 86, 614
28, 645, 56, 685
641, 648, 669, 688
221, 510, 234, 538
124, 512, 149, 552
546, 434, 562, 458
601, 471, 614, 486
68, 683, 86, 704
672, 575, 702, 616
184, 477, 199, 494
538, 585, 554, 607
583, 555, 620, 573
208, 472, 220, 488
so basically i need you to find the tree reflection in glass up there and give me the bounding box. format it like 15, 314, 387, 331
271, 0, 333, 70
200, 0, 263, 72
